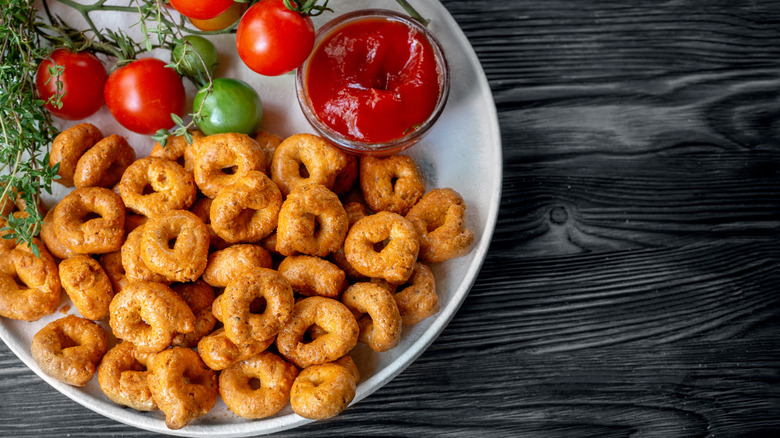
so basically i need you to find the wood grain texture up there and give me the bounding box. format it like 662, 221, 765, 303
3, 1, 780, 437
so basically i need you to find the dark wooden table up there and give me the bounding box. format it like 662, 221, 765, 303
3, 0, 780, 436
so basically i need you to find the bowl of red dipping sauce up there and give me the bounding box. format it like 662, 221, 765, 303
296, 9, 450, 156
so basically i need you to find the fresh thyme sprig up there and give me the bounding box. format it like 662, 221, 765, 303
0, 0, 227, 254
0, 0, 60, 256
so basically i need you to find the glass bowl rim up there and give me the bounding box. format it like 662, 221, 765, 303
295, 8, 451, 155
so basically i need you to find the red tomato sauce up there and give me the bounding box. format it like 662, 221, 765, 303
305, 17, 443, 143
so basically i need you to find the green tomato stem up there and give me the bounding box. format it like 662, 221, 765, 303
395, 0, 429, 26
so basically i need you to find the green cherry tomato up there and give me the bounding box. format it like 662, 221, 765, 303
194, 78, 263, 135
172, 35, 218, 81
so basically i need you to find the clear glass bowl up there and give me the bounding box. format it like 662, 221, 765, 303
295, 9, 450, 156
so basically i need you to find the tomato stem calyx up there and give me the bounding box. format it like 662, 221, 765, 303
283, 0, 332, 17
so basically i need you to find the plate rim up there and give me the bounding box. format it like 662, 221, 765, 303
0, 0, 503, 436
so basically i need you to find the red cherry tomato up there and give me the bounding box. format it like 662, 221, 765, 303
189, 1, 247, 31
236, 0, 315, 76
35, 48, 107, 120
168, 0, 235, 20
104, 58, 186, 135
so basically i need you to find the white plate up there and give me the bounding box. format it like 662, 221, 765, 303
1, 1, 502, 436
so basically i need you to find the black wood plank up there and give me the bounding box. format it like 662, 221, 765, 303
2, 1, 780, 437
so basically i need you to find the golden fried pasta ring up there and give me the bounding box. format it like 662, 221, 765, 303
0, 219, 16, 252
52, 187, 126, 254
0, 240, 61, 321
98, 341, 157, 411
141, 210, 210, 283
192, 132, 266, 198
73, 134, 136, 189
390, 261, 439, 325
49, 123, 103, 187
330, 248, 367, 281
150, 130, 204, 172
59, 254, 114, 321
277, 255, 346, 299
120, 225, 169, 284
276, 183, 348, 257
0, 188, 17, 217
344, 211, 420, 284
109, 281, 195, 353
148, 346, 218, 430
334, 355, 360, 383
188, 196, 212, 222
31, 315, 107, 386
259, 231, 279, 255
5, 186, 47, 217
219, 269, 294, 345
40, 208, 76, 260
0, 184, 47, 218
328, 201, 371, 280
332, 153, 359, 195
117, 156, 197, 217
359, 155, 426, 215
289, 360, 358, 420
210, 170, 282, 243
270, 133, 347, 196
254, 130, 283, 174
189, 197, 230, 251
219, 351, 299, 419
97, 250, 128, 293
170, 280, 216, 348
202, 244, 273, 288
344, 201, 369, 226
123, 214, 148, 235
197, 327, 275, 371
0, 193, 41, 252
99, 251, 128, 294
406, 188, 475, 263
341, 282, 402, 352
276, 296, 358, 369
